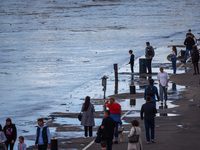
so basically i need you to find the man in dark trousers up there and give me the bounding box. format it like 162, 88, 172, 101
144, 79, 160, 106
35, 118, 51, 150
145, 42, 155, 74
141, 96, 157, 144
101, 110, 116, 150
184, 33, 195, 63
128, 50, 135, 73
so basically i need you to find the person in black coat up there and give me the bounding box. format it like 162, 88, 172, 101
129, 50, 135, 73
141, 96, 157, 144
3, 118, 17, 150
184, 33, 195, 63
101, 110, 116, 150
192, 46, 199, 75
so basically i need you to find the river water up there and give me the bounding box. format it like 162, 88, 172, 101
0, 0, 200, 148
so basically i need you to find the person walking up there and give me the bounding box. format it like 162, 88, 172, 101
157, 67, 170, 107
81, 96, 95, 138
170, 46, 177, 74
192, 46, 199, 75
0, 124, 7, 150
127, 120, 143, 150
129, 50, 135, 73
104, 97, 122, 144
35, 118, 51, 150
144, 79, 160, 106
184, 33, 195, 63
18, 136, 26, 150
101, 110, 116, 150
3, 118, 17, 150
145, 42, 155, 74
140, 96, 157, 144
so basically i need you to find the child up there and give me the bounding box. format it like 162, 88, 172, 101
18, 136, 26, 150
0, 124, 7, 150
129, 50, 135, 73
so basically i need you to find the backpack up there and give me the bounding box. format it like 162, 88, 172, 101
146, 85, 155, 97
147, 47, 153, 56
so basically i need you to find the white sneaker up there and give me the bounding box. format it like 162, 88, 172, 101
151, 139, 155, 143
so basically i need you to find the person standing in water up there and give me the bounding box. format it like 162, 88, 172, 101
157, 67, 170, 107
170, 46, 177, 74
145, 42, 155, 74
128, 50, 135, 73
81, 96, 95, 138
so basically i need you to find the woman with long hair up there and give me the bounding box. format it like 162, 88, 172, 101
170, 46, 177, 74
127, 120, 143, 150
3, 118, 17, 150
104, 97, 122, 144
81, 96, 95, 138
192, 46, 199, 75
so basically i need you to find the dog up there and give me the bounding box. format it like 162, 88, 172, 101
118, 126, 124, 142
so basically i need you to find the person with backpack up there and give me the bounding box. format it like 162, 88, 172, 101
157, 67, 170, 107
35, 118, 51, 150
145, 42, 155, 74
144, 79, 160, 106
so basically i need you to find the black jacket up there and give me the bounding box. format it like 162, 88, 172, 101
184, 37, 195, 49
141, 102, 157, 120
129, 54, 134, 65
101, 116, 115, 139
3, 124, 17, 142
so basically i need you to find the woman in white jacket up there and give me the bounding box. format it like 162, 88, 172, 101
128, 120, 143, 150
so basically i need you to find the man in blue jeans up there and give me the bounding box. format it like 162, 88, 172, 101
184, 33, 195, 63
141, 96, 157, 144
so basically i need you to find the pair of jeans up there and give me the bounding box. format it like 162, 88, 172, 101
110, 114, 122, 139
159, 85, 168, 102
184, 49, 193, 63
5, 141, 14, 150
146, 58, 152, 74
84, 126, 93, 137
144, 119, 155, 142
171, 58, 176, 74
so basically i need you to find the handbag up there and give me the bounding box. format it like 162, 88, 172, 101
78, 112, 82, 121
128, 127, 139, 143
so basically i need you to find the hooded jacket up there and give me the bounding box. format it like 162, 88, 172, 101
3, 119, 17, 142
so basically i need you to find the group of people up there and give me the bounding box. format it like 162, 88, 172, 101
184, 29, 199, 74
129, 29, 199, 75
129, 42, 155, 74
0, 117, 51, 150
0, 118, 26, 150
80, 96, 122, 150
